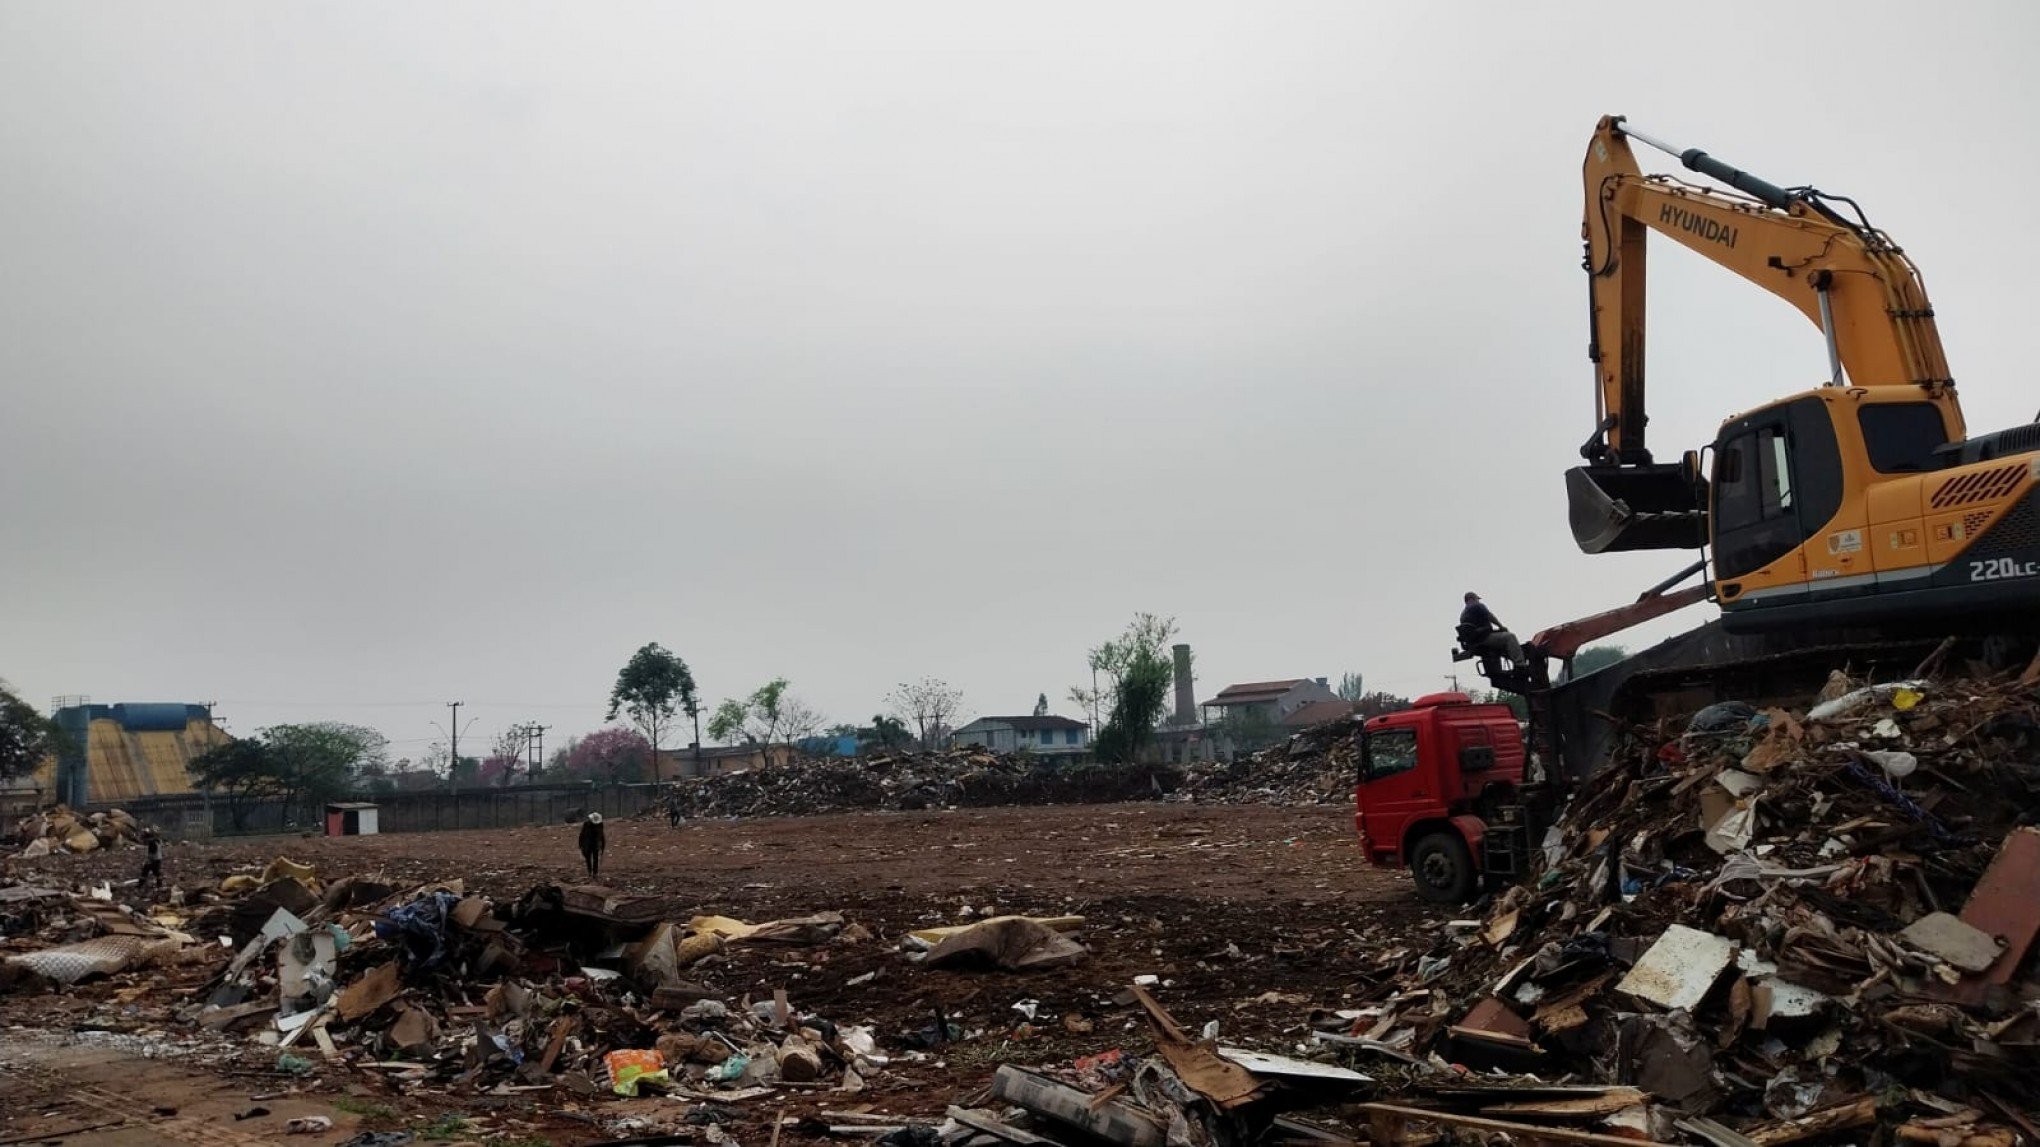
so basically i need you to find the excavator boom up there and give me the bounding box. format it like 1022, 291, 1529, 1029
1581, 116, 1955, 471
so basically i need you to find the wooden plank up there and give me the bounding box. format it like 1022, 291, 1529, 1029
1484, 1089, 1647, 1120
538, 1015, 575, 1074
1357, 1104, 1661, 1147
311, 1022, 341, 1062
947, 1106, 1074, 1147
1746, 1098, 1879, 1147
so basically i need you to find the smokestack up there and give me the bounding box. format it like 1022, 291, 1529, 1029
1173, 644, 1196, 726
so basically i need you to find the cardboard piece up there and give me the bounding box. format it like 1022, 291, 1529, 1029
337, 961, 402, 1022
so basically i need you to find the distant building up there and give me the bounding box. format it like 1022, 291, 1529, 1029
951, 715, 1090, 758
652, 743, 796, 780
1200, 678, 1341, 726
35, 701, 231, 807
1280, 698, 1361, 730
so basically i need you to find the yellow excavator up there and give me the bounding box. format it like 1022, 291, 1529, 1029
1471, 116, 2040, 782
1566, 115, 2040, 632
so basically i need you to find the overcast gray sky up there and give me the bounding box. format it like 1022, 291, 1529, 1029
4, 3, 2036, 759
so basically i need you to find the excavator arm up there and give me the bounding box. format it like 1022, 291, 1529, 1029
1570, 116, 1959, 553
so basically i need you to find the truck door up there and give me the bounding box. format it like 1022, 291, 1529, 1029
1356, 724, 1430, 864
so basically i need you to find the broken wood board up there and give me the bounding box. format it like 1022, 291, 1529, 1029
1130, 985, 1269, 1110
1483, 1088, 1647, 1120
336, 960, 401, 1021
1360, 1103, 1667, 1147
945, 1105, 1073, 1147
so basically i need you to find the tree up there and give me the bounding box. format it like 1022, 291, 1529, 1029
866, 715, 910, 751
1033, 693, 1049, 718
1070, 614, 1182, 731
1335, 673, 1365, 703
1572, 645, 1629, 677
888, 678, 965, 751
480, 726, 527, 787
1354, 691, 1413, 719
1084, 614, 1181, 764
1213, 706, 1281, 753
562, 727, 651, 783
191, 739, 284, 831
607, 643, 699, 765
0, 680, 60, 781
708, 679, 824, 745
263, 722, 389, 821
1471, 688, 1529, 719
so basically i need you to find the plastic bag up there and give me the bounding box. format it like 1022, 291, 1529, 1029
606, 1048, 669, 1096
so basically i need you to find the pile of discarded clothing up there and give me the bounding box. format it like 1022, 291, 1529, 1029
1301, 670, 2040, 1144
661, 749, 1181, 819
11, 806, 146, 857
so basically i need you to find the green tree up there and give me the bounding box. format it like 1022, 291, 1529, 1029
1084, 614, 1180, 764
264, 722, 389, 821
706, 679, 823, 745
1571, 645, 1629, 677
607, 643, 699, 764
191, 739, 283, 831
865, 714, 910, 751
0, 680, 60, 781
1335, 673, 1365, 703
1354, 691, 1412, 719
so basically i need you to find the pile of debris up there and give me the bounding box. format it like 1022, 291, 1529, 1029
663, 748, 1180, 819
11, 806, 145, 858
1176, 721, 1361, 807
1, 855, 971, 1139
1295, 670, 2040, 1143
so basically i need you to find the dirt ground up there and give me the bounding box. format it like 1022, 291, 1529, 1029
2, 802, 1444, 1146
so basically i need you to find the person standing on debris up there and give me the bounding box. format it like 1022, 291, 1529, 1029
578, 812, 607, 879
139, 827, 165, 891
1458, 591, 1526, 667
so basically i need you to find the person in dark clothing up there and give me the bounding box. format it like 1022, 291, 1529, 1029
578, 812, 607, 879
666, 797, 682, 829
1458, 591, 1525, 666
139, 828, 165, 891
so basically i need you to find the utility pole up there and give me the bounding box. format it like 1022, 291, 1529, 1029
447, 701, 464, 788
524, 723, 550, 783
1444, 674, 1462, 693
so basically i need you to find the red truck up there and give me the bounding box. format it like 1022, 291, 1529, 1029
1352, 691, 1537, 903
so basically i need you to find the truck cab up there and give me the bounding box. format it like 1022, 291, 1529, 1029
1353, 691, 1528, 902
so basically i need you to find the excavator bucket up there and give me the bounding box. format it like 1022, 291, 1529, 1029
1565, 464, 1707, 553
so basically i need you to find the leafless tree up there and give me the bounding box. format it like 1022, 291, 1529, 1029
888, 678, 965, 750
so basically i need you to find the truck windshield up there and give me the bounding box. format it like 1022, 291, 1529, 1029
1364, 729, 1418, 781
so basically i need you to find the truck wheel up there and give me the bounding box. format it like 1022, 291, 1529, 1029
1410, 832, 1475, 904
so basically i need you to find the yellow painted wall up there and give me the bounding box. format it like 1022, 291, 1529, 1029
31, 718, 232, 805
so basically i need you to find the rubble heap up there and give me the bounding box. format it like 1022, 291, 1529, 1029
663, 747, 1180, 818
1176, 721, 1361, 807
1317, 670, 2040, 1142
11, 806, 144, 858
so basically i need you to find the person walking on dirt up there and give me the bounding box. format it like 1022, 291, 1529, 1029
666, 795, 682, 829
578, 812, 607, 879
139, 828, 165, 891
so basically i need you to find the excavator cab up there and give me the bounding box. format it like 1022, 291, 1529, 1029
1565, 455, 1708, 553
